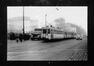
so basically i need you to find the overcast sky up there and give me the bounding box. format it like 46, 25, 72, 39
7, 6, 87, 33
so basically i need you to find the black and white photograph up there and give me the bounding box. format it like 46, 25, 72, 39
7, 6, 87, 61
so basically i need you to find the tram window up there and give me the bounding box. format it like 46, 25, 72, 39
48, 29, 50, 34
43, 29, 46, 34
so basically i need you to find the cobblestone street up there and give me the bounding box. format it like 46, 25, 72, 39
7, 38, 87, 61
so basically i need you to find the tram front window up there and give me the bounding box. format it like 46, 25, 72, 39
43, 29, 50, 34
43, 29, 47, 34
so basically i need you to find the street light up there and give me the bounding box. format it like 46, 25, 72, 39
56, 7, 61, 16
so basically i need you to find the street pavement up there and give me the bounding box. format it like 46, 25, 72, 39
7, 38, 87, 61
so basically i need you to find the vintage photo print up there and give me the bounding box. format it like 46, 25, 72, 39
7, 6, 87, 61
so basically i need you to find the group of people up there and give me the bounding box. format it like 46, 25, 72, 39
8, 32, 31, 43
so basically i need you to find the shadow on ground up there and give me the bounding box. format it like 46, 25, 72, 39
42, 38, 75, 43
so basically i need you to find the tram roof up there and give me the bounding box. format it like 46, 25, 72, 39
41, 27, 63, 31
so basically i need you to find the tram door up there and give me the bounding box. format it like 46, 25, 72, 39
50, 29, 53, 39
43, 29, 46, 38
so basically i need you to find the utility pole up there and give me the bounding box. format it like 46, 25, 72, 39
23, 6, 25, 34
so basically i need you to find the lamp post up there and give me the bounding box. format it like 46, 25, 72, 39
45, 14, 47, 27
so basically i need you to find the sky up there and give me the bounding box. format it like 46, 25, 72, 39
7, 6, 87, 33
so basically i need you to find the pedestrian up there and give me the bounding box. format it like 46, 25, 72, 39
16, 38, 19, 43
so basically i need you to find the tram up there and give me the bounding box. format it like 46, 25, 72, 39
41, 25, 82, 40
31, 28, 42, 40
